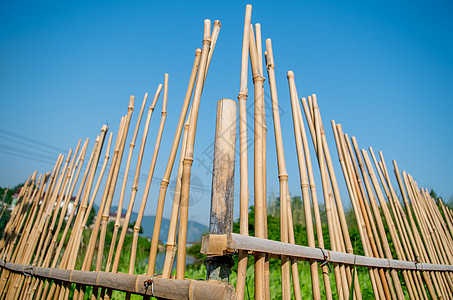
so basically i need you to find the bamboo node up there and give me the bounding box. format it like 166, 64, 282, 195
278, 174, 288, 180
238, 92, 248, 100
252, 74, 265, 83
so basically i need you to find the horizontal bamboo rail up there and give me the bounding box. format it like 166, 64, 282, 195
202, 233, 453, 273
0, 260, 236, 300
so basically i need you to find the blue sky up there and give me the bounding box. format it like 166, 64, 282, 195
1, 0, 452, 224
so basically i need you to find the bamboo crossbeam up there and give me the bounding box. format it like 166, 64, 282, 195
0, 260, 237, 300
201, 233, 453, 272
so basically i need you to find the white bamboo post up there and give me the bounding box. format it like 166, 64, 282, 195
206, 99, 236, 282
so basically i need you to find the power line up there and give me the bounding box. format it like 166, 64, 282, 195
0, 128, 67, 153
0, 149, 55, 165
0, 134, 61, 156
0, 144, 58, 162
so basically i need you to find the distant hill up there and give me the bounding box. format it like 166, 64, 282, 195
94, 205, 208, 242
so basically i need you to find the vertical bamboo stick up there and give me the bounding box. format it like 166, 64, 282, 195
294, 97, 333, 299
247, 23, 266, 300
161, 111, 191, 278
160, 50, 202, 279
110, 86, 162, 276
393, 161, 438, 299
255, 24, 271, 300
265, 42, 294, 300
361, 149, 406, 300
176, 19, 213, 280
130, 73, 168, 275
236, 5, 252, 300
334, 127, 389, 299
104, 92, 148, 273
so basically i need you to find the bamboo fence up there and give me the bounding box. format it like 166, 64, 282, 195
1, 4, 452, 300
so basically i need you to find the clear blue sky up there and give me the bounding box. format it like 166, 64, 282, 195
1, 0, 452, 224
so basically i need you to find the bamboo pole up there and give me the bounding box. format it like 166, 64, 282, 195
378, 153, 426, 299
236, 5, 252, 300
104, 92, 148, 273
37, 139, 91, 300
129, 73, 168, 277
0, 187, 9, 220
255, 24, 270, 300
176, 19, 213, 280
152, 50, 201, 278
265, 43, 295, 300
109, 86, 162, 277
157, 49, 202, 279
294, 95, 334, 299
335, 128, 390, 300
76, 116, 130, 300
301, 97, 360, 299
161, 109, 191, 278
361, 149, 406, 300
393, 162, 439, 299
247, 23, 266, 300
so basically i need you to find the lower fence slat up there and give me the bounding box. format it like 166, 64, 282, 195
0, 259, 237, 300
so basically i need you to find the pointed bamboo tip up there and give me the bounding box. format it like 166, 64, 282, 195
287, 70, 294, 78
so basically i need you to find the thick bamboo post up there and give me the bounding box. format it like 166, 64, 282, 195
155, 49, 202, 279
176, 19, 213, 280
130, 73, 168, 276
265, 43, 292, 300
236, 5, 252, 300
206, 99, 236, 282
